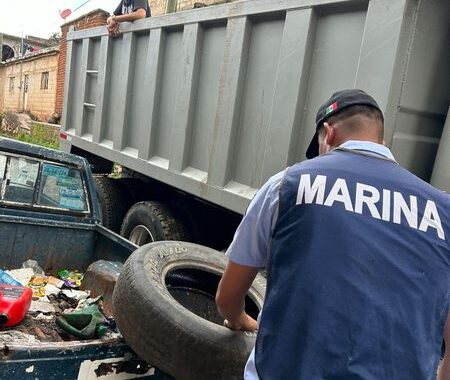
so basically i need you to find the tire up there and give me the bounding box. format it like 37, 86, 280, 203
112, 241, 266, 380
120, 201, 189, 245
94, 176, 130, 233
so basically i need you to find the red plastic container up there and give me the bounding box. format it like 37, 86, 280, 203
0, 284, 32, 327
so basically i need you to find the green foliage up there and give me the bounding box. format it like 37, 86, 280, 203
0, 122, 60, 150
0, 112, 3, 127
48, 32, 62, 46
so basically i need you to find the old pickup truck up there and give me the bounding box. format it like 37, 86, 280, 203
0, 137, 173, 379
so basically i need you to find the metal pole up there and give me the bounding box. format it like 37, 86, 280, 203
0, 33, 3, 62
20, 32, 25, 112
17, 32, 24, 111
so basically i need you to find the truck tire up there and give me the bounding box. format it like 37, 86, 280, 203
112, 241, 265, 380
120, 201, 189, 245
94, 176, 130, 233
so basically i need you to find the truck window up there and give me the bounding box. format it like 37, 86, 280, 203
37, 163, 87, 211
2, 156, 39, 204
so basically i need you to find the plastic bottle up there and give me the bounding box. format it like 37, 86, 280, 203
0, 284, 32, 327
0, 269, 23, 287
22, 260, 45, 275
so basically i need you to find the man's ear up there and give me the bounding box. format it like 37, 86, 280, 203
323, 122, 335, 146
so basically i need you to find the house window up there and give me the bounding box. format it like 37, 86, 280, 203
40, 72, 49, 90
9, 77, 15, 92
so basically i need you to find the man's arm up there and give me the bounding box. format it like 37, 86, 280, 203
107, 0, 148, 36
110, 8, 146, 23
438, 312, 450, 380
215, 170, 285, 332
216, 261, 259, 331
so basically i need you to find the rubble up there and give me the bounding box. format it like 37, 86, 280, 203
0, 261, 121, 342
28, 300, 56, 314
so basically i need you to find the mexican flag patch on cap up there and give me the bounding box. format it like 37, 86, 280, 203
325, 102, 338, 115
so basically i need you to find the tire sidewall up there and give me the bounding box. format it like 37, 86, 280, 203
113, 241, 265, 380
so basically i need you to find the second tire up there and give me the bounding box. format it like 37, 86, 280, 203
120, 201, 189, 245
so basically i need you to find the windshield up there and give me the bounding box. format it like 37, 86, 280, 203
0, 153, 89, 214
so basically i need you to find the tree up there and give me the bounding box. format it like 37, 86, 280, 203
48, 32, 61, 45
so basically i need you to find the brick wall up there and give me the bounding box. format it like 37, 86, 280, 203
55, 10, 109, 117
150, 0, 168, 15
1, 53, 59, 121
150, 0, 238, 16
176, 0, 233, 12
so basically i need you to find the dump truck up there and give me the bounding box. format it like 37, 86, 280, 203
59, 0, 450, 249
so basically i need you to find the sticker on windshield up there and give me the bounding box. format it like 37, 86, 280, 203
43, 164, 69, 177
59, 196, 85, 210
59, 187, 84, 198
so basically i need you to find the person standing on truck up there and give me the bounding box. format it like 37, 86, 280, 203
216, 89, 450, 380
107, 0, 151, 38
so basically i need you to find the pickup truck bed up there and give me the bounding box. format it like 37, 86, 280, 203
0, 138, 172, 380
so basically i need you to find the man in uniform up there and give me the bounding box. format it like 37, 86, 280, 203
216, 89, 449, 379
107, 0, 151, 37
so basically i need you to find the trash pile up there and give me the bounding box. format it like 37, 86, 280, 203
0, 260, 122, 342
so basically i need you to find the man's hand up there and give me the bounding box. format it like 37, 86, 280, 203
216, 260, 259, 332
107, 17, 120, 38
224, 311, 257, 332
107, 15, 118, 28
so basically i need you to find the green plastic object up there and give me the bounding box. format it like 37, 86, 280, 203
56, 304, 106, 339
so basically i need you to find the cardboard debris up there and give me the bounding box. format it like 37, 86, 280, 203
5, 268, 34, 286
28, 300, 56, 314
47, 276, 64, 288
44, 284, 61, 297
33, 313, 54, 321
60, 289, 89, 301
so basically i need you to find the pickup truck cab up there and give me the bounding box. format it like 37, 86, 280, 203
0, 137, 171, 379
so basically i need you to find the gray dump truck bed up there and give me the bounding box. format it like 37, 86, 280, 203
61, 0, 449, 215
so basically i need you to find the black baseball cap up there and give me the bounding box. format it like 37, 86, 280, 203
305, 89, 382, 159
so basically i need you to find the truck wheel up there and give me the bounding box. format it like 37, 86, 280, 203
112, 241, 265, 380
94, 176, 130, 233
120, 201, 189, 245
